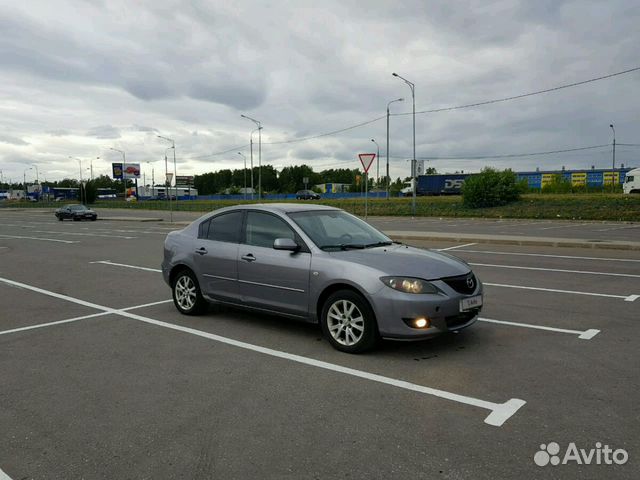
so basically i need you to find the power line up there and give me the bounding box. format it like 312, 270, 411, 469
393, 66, 640, 116
263, 115, 387, 145
409, 144, 612, 160
185, 66, 639, 158
189, 143, 250, 160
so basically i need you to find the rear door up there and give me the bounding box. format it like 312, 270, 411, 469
192, 211, 244, 302
237, 211, 311, 317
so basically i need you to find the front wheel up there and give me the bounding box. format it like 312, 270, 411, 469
320, 290, 378, 353
172, 269, 207, 315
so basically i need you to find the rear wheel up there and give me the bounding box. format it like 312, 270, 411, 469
172, 269, 207, 315
320, 290, 378, 353
57, 216, 63, 221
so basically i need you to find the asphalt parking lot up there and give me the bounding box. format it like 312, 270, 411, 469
0, 209, 638, 479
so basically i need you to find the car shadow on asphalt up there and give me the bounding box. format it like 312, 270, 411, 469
199, 304, 481, 359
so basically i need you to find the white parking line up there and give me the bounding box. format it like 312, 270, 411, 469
32, 230, 136, 239
478, 317, 600, 340
0, 299, 173, 337
90, 260, 639, 302
484, 282, 637, 301
0, 234, 79, 244
437, 243, 478, 251
470, 262, 640, 279
596, 225, 640, 232
0, 312, 109, 336
0, 466, 13, 480
89, 260, 162, 272
0, 275, 525, 427
540, 223, 591, 230
454, 249, 640, 263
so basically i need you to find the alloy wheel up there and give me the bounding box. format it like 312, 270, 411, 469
326, 299, 365, 346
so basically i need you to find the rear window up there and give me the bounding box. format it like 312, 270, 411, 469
198, 211, 243, 243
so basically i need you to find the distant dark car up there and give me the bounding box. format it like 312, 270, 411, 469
55, 204, 98, 221
295, 190, 320, 200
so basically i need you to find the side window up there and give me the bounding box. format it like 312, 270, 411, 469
198, 219, 210, 239
245, 212, 295, 248
206, 211, 243, 243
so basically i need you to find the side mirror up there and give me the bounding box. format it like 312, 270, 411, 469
273, 238, 299, 251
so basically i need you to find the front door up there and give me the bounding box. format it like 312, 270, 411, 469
237, 211, 311, 317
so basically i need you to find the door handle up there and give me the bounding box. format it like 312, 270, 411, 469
241, 253, 256, 262
195, 247, 208, 255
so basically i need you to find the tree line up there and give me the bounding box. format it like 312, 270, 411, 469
193, 165, 411, 195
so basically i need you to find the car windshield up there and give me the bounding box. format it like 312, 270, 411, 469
69, 205, 88, 211
288, 210, 392, 251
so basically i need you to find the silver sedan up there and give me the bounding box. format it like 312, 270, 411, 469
162, 204, 482, 353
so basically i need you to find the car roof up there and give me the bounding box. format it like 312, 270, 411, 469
212, 203, 339, 215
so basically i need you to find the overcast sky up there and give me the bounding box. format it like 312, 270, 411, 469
1, 0, 639, 185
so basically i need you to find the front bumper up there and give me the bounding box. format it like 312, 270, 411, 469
370, 279, 483, 340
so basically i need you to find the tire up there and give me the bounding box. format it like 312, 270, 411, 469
320, 289, 378, 353
172, 269, 207, 315
57, 216, 63, 221
91, 217, 97, 221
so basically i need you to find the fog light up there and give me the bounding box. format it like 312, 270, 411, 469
402, 317, 432, 329
414, 317, 430, 328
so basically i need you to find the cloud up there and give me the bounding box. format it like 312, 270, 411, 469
86, 125, 121, 140
0, 0, 638, 182
0, 134, 29, 146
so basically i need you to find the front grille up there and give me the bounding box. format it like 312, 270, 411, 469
442, 273, 477, 294
445, 308, 480, 328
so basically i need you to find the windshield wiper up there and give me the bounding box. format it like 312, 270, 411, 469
320, 244, 367, 251
363, 241, 393, 248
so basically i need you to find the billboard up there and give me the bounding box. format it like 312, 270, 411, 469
123, 163, 141, 179
112, 163, 123, 180
175, 175, 194, 185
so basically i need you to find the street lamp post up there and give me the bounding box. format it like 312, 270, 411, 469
238, 152, 247, 200
610, 124, 616, 193
146, 161, 155, 196
23, 167, 32, 200
157, 135, 177, 203
68, 156, 85, 203
386, 98, 404, 199
241, 115, 262, 200
91, 156, 99, 181
370, 139, 380, 187
392, 73, 416, 215
161, 147, 174, 222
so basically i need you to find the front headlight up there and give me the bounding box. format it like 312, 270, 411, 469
380, 276, 439, 294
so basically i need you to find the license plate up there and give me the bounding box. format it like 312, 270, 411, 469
460, 295, 483, 311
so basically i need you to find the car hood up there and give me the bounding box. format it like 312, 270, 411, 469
328, 244, 470, 280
